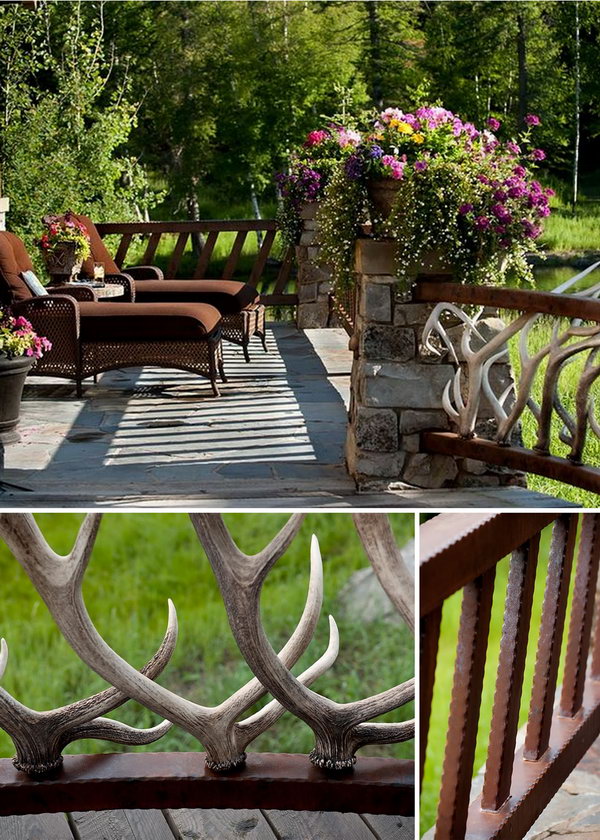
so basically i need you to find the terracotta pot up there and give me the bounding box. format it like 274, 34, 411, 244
367, 178, 403, 219
0, 355, 34, 442
44, 240, 82, 284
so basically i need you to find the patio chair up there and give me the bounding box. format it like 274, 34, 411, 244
65, 213, 268, 363
0, 231, 226, 397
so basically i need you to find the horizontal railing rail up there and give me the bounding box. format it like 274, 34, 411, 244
420, 512, 600, 840
96, 220, 297, 306
0, 513, 414, 817
414, 281, 600, 495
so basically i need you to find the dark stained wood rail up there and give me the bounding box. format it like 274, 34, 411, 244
0, 752, 413, 817
421, 512, 600, 840
96, 220, 297, 306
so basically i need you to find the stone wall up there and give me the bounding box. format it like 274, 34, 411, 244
295, 202, 332, 329
346, 237, 524, 490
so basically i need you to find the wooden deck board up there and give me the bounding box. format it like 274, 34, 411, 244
361, 814, 415, 840
262, 810, 378, 840
167, 808, 276, 839
70, 809, 174, 840
0, 813, 73, 839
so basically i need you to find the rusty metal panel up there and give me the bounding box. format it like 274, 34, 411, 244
0, 753, 414, 817
420, 606, 442, 787
420, 513, 558, 616
560, 513, 600, 716
481, 535, 540, 812
524, 514, 578, 761
435, 568, 496, 840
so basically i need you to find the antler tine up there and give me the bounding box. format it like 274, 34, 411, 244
213, 523, 326, 722
354, 720, 415, 749
68, 717, 172, 747
200, 524, 415, 772
0, 639, 7, 680
190, 513, 306, 587
235, 614, 340, 752
352, 515, 414, 631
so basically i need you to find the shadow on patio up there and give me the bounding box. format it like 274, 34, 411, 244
2, 324, 355, 506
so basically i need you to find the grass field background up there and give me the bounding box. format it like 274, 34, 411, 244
420, 520, 577, 835
0, 512, 414, 762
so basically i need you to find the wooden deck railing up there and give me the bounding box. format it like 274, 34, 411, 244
96, 220, 297, 306
414, 282, 600, 495
420, 511, 600, 840
0, 513, 414, 817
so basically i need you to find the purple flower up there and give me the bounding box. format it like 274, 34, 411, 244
458, 203, 473, 215
521, 219, 541, 238
370, 145, 384, 159
508, 186, 526, 199
487, 117, 501, 131
506, 141, 521, 156
512, 165, 527, 177
531, 148, 546, 161
345, 154, 363, 180
537, 204, 551, 218
525, 114, 541, 126
414, 160, 428, 172
491, 203, 512, 223
493, 190, 507, 202
474, 216, 491, 230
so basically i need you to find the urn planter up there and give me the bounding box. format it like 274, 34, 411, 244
0, 355, 33, 442
43, 240, 82, 284
367, 178, 402, 219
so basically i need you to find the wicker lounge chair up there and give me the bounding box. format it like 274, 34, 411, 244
0, 231, 225, 397
66, 213, 268, 363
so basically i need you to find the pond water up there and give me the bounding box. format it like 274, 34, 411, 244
533, 264, 600, 293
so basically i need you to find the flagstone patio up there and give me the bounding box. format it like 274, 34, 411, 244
1, 324, 570, 508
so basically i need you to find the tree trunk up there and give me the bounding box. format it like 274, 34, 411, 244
572, 1, 581, 212
187, 191, 205, 256
516, 10, 528, 128
249, 181, 263, 248
365, 0, 383, 109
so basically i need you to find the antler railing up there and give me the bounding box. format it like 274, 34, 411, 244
0, 512, 413, 789
416, 282, 600, 494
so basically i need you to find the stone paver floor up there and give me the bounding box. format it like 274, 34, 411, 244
2, 324, 568, 508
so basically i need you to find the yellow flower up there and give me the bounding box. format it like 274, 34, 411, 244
392, 120, 414, 134
411, 133, 425, 144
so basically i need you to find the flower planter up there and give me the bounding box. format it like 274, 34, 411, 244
0, 355, 34, 442
43, 240, 82, 284
367, 178, 402, 219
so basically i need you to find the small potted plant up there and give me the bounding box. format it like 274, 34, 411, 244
0, 309, 51, 441
37, 212, 91, 284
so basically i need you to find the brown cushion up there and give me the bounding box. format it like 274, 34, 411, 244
134, 279, 259, 314
78, 301, 221, 342
60, 213, 120, 277
0, 232, 35, 305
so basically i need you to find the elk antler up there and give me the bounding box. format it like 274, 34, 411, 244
0, 609, 177, 777
0, 513, 339, 771
192, 514, 415, 772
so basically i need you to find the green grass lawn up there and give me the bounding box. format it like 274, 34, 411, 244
0, 513, 414, 762
420, 521, 574, 835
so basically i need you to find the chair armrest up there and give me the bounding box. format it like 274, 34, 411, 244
46, 285, 98, 302
105, 273, 136, 302
123, 265, 164, 281
14, 294, 81, 342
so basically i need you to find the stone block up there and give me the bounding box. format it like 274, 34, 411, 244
394, 303, 434, 326
398, 409, 449, 434
354, 408, 399, 452
446, 317, 509, 361
362, 283, 392, 322
361, 362, 455, 409
297, 300, 329, 329
298, 282, 318, 303
295, 245, 308, 262
299, 229, 316, 246
362, 326, 415, 362
303, 219, 318, 231
461, 457, 488, 475
347, 440, 406, 479
299, 202, 319, 220
456, 473, 501, 488
401, 453, 458, 488
307, 246, 320, 261
318, 280, 333, 297
298, 262, 331, 285
355, 238, 396, 275
401, 433, 421, 453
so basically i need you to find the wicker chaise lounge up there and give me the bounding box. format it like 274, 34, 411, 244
0, 231, 225, 397
68, 213, 268, 363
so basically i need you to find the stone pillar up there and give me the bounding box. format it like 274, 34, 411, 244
295, 202, 332, 329
346, 237, 524, 491
0, 198, 9, 232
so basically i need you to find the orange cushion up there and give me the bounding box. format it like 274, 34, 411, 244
78, 301, 221, 342
0, 232, 35, 304
134, 279, 259, 313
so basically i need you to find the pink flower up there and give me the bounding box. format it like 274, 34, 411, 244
525, 114, 541, 126
458, 203, 473, 215
487, 117, 501, 131
531, 148, 546, 161
414, 160, 428, 172
336, 127, 361, 147
506, 141, 521, 156
474, 216, 491, 230
304, 129, 329, 147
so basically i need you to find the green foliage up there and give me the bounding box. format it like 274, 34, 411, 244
318, 164, 367, 288
0, 513, 414, 761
